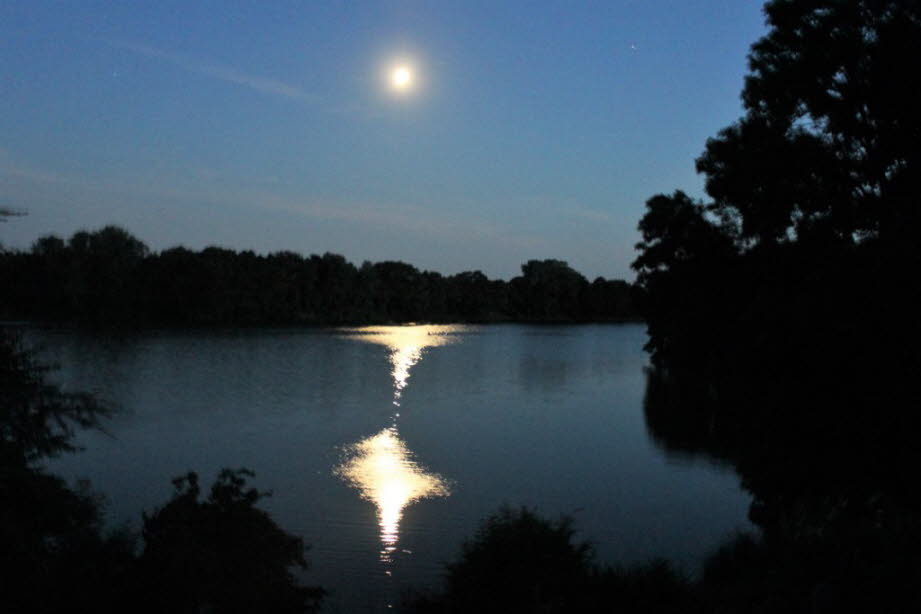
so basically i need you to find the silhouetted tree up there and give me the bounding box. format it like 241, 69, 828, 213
0, 463, 136, 614
632, 192, 737, 366
2, 330, 325, 613
0, 329, 110, 462
754, 0, 920, 240
52, 226, 149, 324
633, 192, 736, 280
691, 0, 921, 247
371, 261, 426, 320
1, 329, 132, 612
582, 277, 636, 321
634, 3, 921, 608
403, 506, 691, 614
510, 259, 589, 321
135, 469, 324, 614
635, 0, 921, 375
445, 506, 592, 610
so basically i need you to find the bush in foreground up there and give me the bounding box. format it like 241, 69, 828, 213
1, 329, 323, 613
402, 505, 691, 614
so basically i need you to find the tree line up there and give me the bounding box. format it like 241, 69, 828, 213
0, 226, 639, 326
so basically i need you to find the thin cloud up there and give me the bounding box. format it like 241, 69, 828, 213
2, 154, 544, 252
569, 207, 616, 224
0, 156, 71, 185
0, 207, 26, 220
112, 41, 317, 102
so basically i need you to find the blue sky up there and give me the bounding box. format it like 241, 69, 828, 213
1, 1, 766, 280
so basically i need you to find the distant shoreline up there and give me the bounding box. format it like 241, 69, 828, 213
1, 226, 642, 328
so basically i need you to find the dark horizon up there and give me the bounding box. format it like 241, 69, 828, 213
0, 224, 640, 327
1, 221, 640, 285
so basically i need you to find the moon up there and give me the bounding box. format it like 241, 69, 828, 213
390, 65, 413, 92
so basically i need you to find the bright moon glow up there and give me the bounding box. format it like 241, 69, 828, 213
343, 325, 459, 404
336, 427, 450, 562
390, 65, 413, 91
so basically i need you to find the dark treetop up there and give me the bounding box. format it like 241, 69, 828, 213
633, 1, 921, 611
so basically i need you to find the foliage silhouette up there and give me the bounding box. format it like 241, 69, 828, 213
1, 328, 110, 462
1, 330, 323, 613
402, 505, 691, 614
444, 505, 593, 610
1, 461, 137, 614
510, 259, 589, 320
633, 0, 921, 490
1, 328, 132, 612
635, 0, 921, 372
633, 1, 921, 611
134, 468, 324, 614
643, 367, 921, 613
0, 226, 639, 326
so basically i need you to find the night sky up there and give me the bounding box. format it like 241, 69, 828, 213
1, 1, 766, 280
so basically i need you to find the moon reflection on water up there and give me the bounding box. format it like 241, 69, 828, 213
335, 326, 460, 563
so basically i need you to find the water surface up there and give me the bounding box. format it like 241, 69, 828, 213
30, 324, 751, 612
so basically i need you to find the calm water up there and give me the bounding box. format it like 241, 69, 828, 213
27, 324, 751, 612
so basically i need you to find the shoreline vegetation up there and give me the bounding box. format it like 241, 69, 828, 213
625, 0, 921, 611
0, 226, 640, 328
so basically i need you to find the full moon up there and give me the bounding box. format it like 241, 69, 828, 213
391, 66, 413, 91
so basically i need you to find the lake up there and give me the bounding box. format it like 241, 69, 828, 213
26, 324, 751, 613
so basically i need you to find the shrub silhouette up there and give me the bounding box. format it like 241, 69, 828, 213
444, 506, 592, 611
403, 505, 691, 614
1, 329, 132, 612
134, 468, 324, 614
2, 330, 324, 613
